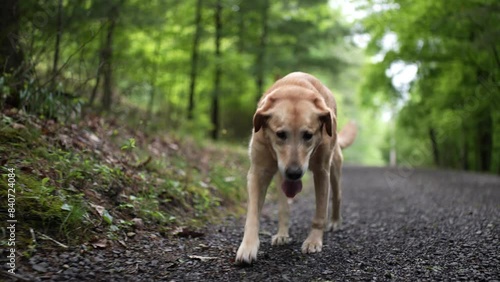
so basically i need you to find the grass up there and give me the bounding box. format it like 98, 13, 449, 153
0, 109, 249, 252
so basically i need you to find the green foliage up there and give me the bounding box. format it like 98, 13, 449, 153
358, 0, 499, 173
1, 74, 83, 120
3, 0, 357, 141
0, 169, 89, 244
120, 138, 136, 151
0, 126, 93, 244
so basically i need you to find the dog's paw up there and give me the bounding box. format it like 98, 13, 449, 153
271, 234, 292, 246
235, 239, 259, 265
301, 239, 323, 253
325, 220, 342, 232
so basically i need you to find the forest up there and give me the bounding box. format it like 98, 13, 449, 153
2, 0, 498, 172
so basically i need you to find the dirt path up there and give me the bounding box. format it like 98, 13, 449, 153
10, 166, 500, 281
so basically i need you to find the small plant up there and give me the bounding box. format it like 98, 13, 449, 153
121, 138, 136, 151
16, 78, 83, 120
0, 170, 90, 245
118, 193, 169, 224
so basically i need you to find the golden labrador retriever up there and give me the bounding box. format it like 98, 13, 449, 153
235, 72, 357, 264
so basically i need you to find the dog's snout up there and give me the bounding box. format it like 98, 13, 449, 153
285, 166, 303, 180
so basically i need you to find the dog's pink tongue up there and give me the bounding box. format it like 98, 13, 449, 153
281, 180, 303, 198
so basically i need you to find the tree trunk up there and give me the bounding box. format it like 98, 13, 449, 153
237, 0, 245, 53
211, 0, 222, 140
461, 123, 469, 170
101, 3, 120, 111
187, 0, 203, 120
389, 125, 396, 167
255, 0, 269, 101
148, 33, 161, 119
477, 112, 493, 172
88, 59, 102, 107
429, 127, 440, 166
51, 0, 63, 90
0, 0, 24, 106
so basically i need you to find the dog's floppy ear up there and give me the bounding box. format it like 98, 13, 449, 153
314, 98, 335, 137
319, 111, 334, 137
253, 96, 275, 133
253, 112, 269, 133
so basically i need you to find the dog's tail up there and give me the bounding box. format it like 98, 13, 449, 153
338, 121, 357, 149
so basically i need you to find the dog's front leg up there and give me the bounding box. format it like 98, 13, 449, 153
272, 173, 292, 245
235, 166, 275, 264
302, 168, 330, 253
327, 155, 342, 232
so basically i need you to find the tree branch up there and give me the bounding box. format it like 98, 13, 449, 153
41, 22, 107, 89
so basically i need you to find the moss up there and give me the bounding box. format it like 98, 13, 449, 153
0, 171, 91, 245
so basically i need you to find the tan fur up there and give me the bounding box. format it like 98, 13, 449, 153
338, 121, 358, 149
235, 72, 357, 264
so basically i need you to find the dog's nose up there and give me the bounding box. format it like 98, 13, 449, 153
285, 166, 303, 180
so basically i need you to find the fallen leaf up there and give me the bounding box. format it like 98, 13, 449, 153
90, 203, 105, 216
59, 134, 71, 148
224, 176, 236, 182
12, 122, 26, 129
86, 131, 101, 143
90, 203, 113, 224
131, 218, 144, 228
92, 238, 107, 249
102, 210, 113, 224
168, 143, 179, 150
61, 203, 72, 211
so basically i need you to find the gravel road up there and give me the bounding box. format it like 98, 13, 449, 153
8, 166, 500, 281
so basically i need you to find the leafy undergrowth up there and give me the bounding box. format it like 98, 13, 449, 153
0, 108, 248, 255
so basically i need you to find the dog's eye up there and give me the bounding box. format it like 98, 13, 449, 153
276, 131, 287, 140
303, 132, 313, 141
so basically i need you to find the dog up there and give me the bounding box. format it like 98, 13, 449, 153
235, 72, 357, 264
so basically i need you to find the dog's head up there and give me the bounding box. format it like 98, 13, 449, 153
253, 87, 335, 181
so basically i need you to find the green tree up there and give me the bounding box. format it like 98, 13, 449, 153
359, 0, 499, 173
